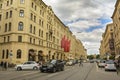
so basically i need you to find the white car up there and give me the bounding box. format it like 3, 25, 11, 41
105, 60, 116, 71
98, 60, 106, 68
15, 61, 40, 71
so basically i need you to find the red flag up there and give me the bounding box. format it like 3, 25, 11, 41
67, 40, 71, 52
64, 38, 68, 52
61, 35, 65, 48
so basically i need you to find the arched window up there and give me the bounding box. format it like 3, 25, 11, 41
18, 22, 23, 31
17, 49, 22, 59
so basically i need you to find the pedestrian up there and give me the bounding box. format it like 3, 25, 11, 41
1, 61, 4, 71
79, 58, 83, 67
4, 62, 8, 70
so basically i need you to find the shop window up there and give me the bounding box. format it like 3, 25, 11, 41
17, 49, 22, 58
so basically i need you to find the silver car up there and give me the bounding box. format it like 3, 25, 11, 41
15, 61, 40, 71
105, 60, 116, 71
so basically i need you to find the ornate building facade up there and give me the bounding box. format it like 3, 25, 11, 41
0, 0, 86, 64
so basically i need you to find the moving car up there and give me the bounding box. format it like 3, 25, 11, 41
98, 60, 106, 68
105, 60, 116, 71
40, 60, 64, 73
15, 61, 40, 71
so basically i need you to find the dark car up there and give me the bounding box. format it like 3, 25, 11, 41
40, 60, 64, 73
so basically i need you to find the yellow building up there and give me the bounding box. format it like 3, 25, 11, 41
111, 0, 120, 56
99, 23, 115, 59
99, 40, 105, 59
0, 0, 86, 64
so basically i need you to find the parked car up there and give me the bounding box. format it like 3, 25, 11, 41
40, 60, 64, 73
98, 60, 106, 68
15, 61, 40, 71
105, 60, 116, 71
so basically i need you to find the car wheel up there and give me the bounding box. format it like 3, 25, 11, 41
61, 67, 64, 71
52, 68, 56, 73
33, 66, 38, 70
105, 69, 107, 71
17, 67, 22, 71
40, 70, 44, 73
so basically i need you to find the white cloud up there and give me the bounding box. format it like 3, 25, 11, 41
43, 0, 117, 55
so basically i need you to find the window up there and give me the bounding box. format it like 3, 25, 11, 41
18, 22, 23, 31
6, 12, 8, 19
19, 10, 24, 17
0, 26, 1, 31
2, 50, 5, 59
42, 21, 43, 27
33, 26, 35, 34
30, 24, 32, 33
30, 37, 32, 43
8, 36, 10, 42
30, 13, 33, 20
4, 37, 6, 42
39, 40, 40, 45
7, 1, 9, 6
39, 29, 41, 36
34, 15, 36, 22
18, 36, 22, 42
39, 19, 41, 25
20, 0, 24, 4
10, 0, 13, 5
5, 23, 7, 32
0, 14, 1, 21
6, 50, 9, 59
10, 10, 12, 18
35, 5, 37, 10
9, 22, 11, 31
40, 10, 42, 15
33, 39, 35, 44
32, 2, 34, 8
17, 49, 22, 59
0, 4, 2, 9
41, 31, 43, 37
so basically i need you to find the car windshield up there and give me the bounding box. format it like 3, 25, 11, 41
50, 60, 56, 64
106, 60, 114, 64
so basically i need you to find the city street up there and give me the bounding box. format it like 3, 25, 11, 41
0, 63, 119, 80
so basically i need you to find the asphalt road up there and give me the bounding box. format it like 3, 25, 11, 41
0, 63, 120, 80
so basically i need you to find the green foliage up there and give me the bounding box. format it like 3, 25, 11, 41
96, 54, 100, 59
109, 55, 115, 60
87, 55, 94, 60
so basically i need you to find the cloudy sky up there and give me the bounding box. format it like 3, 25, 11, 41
42, 0, 117, 55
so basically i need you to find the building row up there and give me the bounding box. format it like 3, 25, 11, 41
0, 0, 87, 64
99, 0, 120, 59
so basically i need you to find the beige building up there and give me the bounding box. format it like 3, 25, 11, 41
0, 0, 86, 64
99, 23, 115, 58
99, 40, 105, 59
111, 0, 120, 56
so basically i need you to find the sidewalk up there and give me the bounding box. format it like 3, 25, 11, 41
0, 66, 14, 71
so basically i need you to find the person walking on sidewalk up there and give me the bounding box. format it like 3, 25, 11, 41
79, 57, 83, 67
4, 62, 8, 70
0, 61, 4, 71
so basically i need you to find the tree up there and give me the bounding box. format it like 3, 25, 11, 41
96, 54, 100, 59
87, 55, 94, 60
